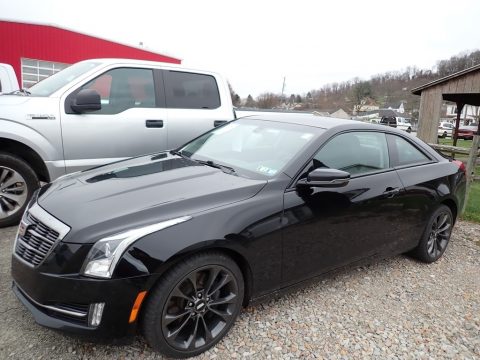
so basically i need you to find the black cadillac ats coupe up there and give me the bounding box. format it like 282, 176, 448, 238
11, 115, 466, 358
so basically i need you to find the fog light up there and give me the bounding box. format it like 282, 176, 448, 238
88, 302, 105, 327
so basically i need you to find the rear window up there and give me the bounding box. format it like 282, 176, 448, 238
389, 135, 430, 166
165, 71, 220, 109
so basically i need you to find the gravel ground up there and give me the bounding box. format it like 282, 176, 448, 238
1, 221, 479, 360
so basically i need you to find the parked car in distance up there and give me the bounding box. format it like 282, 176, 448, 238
0, 58, 235, 227
438, 121, 455, 138
11, 115, 466, 358
380, 116, 412, 132
454, 124, 478, 140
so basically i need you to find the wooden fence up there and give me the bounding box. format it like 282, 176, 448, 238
428, 136, 480, 213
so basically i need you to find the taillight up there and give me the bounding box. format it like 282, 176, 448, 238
452, 160, 466, 174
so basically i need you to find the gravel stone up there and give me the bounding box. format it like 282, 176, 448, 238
1, 221, 479, 359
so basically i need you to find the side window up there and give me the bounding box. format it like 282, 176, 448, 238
81, 68, 155, 114
313, 132, 390, 176
165, 71, 220, 109
389, 135, 430, 167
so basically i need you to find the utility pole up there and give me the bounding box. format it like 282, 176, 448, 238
281, 77, 286, 97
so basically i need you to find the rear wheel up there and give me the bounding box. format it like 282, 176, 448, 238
142, 252, 244, 358
410, 205, 453, 263
0, 153, 39, 227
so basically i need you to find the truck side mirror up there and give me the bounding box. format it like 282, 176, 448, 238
71, 89, 101, 113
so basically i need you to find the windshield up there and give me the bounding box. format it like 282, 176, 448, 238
180, 119, 319, 178
28, 61, 101, 97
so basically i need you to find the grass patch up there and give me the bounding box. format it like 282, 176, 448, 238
462, 181, 480, 223
436, 137, 479, 222
438, 138, 473, 148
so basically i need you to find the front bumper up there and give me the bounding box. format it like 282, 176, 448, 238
11, 255, 152, 339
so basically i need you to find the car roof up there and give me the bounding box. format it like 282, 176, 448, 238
237, 113, 388, 131
78, 58, 220, 77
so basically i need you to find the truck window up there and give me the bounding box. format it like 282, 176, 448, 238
165, 71, 220, 109
80, 68, 156, 114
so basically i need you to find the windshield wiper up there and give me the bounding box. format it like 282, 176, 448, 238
7, 88, 31, 96
194, 159, 237, 176
170, 149, 190, 159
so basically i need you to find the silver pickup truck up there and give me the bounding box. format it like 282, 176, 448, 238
0, 59, 235, 226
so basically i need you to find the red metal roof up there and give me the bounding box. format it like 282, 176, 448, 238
0, 20, 181, 84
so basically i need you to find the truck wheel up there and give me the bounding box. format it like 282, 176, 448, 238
0, 153, 39, 227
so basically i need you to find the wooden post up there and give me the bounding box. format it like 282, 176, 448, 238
453, 102, 464, 147
463, 125, 480, 214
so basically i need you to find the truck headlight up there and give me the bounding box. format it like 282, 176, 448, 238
82, 216, 191, 278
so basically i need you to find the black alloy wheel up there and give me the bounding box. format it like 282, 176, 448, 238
142, 252, 244, 358
411, 205, 453, 263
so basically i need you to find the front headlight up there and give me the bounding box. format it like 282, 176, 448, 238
82, 216, 192, 278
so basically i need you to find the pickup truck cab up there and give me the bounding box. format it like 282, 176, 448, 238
0, 59, 234, 226
0, 63, 19, 94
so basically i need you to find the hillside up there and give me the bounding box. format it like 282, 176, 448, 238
238, 50, 480, 118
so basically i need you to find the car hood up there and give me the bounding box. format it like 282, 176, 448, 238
37, 153, 267, 243
0, 94, 32, 106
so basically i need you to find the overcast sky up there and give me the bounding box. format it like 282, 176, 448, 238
2, 0, 480, 97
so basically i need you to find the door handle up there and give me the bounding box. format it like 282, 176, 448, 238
383, 187, 400, 198
214, 120, 227, 127
146, 120, 164, 128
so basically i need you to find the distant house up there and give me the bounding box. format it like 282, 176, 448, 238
386, 102, 405, 114
353, 98, 379, 114
331, 109, 350, 119
445, 103, 477, 120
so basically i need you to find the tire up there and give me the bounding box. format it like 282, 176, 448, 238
142, 252, 244, 358
442, 132, 447, 138
0, 153, 39, 227
407, 127, 412, 133
410, 205, 453, 263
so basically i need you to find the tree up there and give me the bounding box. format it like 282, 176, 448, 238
295, 94, 303, 103
256, 93, 281, 109
228, 82, 241, 107
352, 81, 373, 106
289, 94, 295, 104
245, 94, 256, 108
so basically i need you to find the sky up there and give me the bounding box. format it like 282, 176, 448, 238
1, 0, 480, 97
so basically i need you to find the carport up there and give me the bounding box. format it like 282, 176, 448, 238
412, 64, 480, 211
412, 63, 480, 145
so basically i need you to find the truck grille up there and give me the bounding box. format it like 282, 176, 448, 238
14, 203, 70, 267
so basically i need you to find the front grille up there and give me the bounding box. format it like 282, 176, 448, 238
14, 204, 70, 267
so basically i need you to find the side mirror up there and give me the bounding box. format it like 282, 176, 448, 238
299, 168, 350, 187
71, 89, 101, 113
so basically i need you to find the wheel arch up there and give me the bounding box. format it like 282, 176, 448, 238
0, 138, 50, 182
145, 244, 254, 307
441, 198, 458, 224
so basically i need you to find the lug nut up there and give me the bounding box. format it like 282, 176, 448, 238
188, 302, 193, 306
198, 293, 202, 298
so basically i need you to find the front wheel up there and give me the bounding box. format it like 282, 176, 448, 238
410, 205, 453, 263
142, 252, 244, 358
0, 153, 39, 227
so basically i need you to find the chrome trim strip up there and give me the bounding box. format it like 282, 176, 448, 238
17, 286, 87, 318
28, 203, 70, 239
